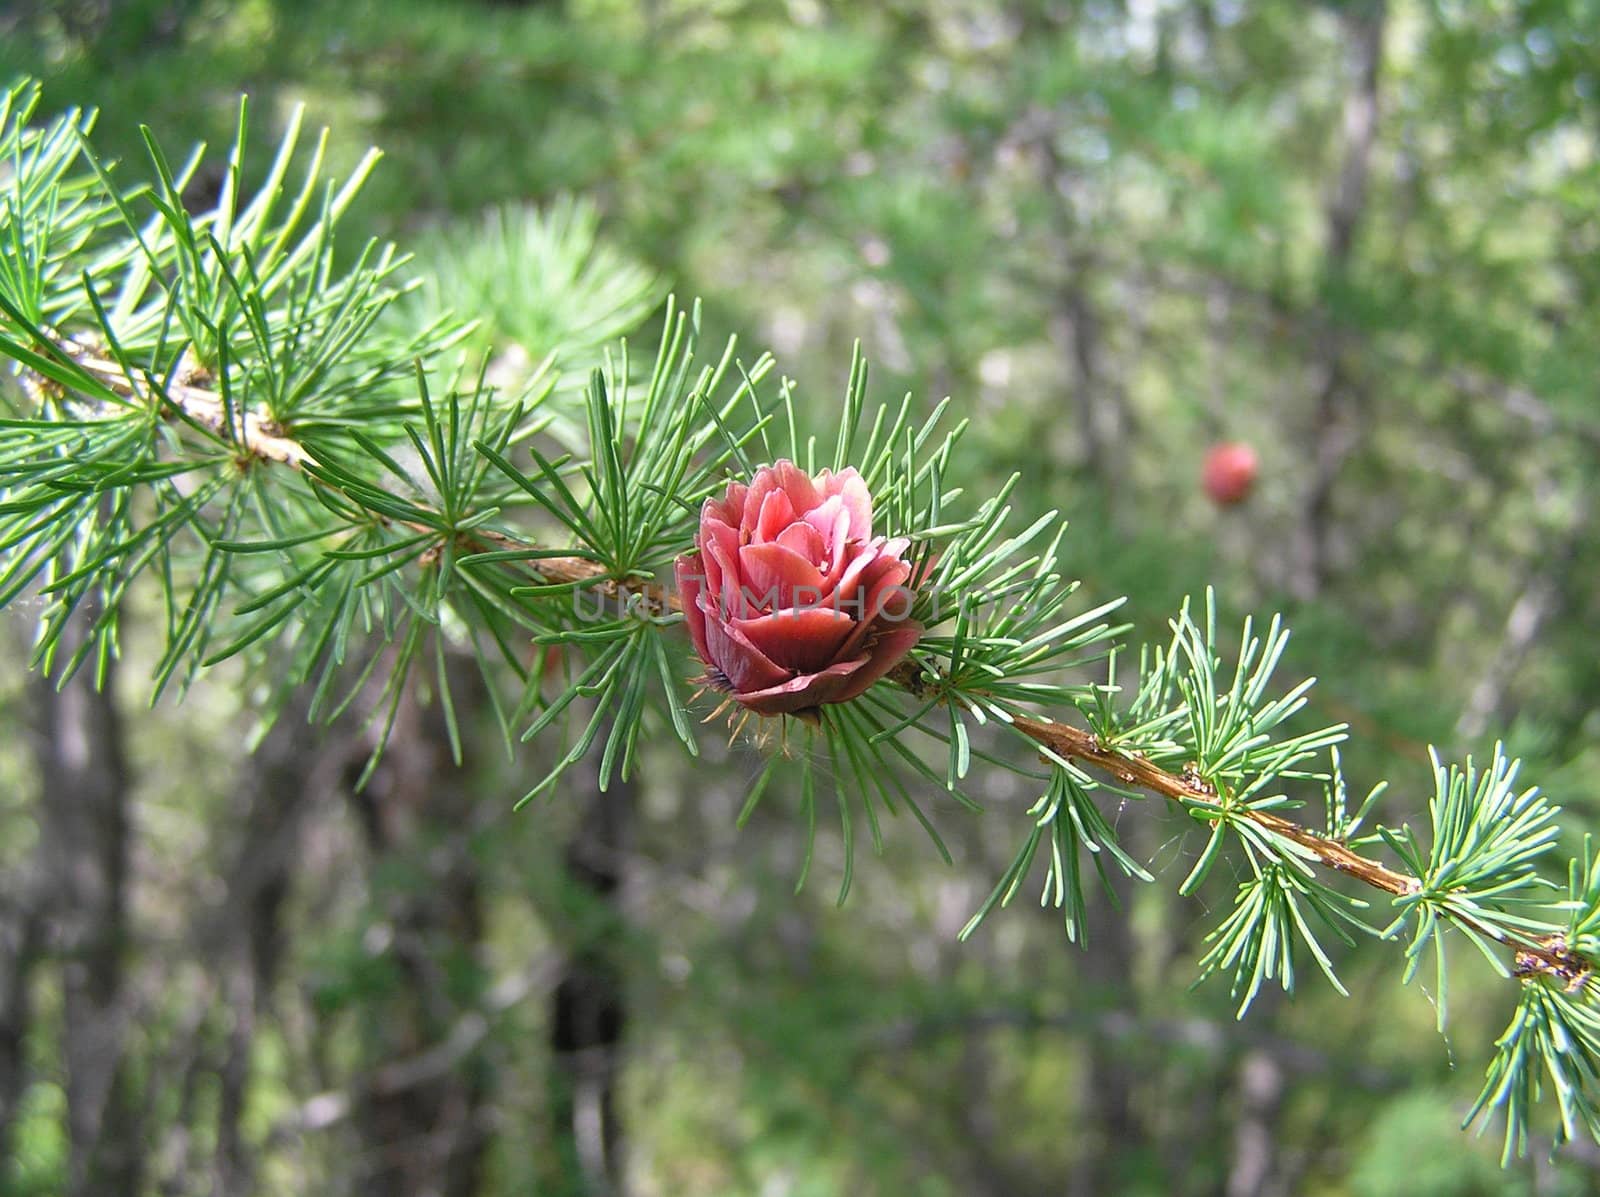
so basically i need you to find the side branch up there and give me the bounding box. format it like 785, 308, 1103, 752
1008, 714, 1418, 896
1009, 714, 1590, 982
46, 332, 317, 469
28, 331, 673, 605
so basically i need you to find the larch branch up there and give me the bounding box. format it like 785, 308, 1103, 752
23, 331, 1591, 983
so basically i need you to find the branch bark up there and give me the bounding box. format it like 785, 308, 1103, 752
41, 332, 316, 468
1008, 715, 1416, 896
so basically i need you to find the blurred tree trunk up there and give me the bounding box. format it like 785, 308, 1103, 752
1068, 905, 1144, 1197
26, 623, 143, 1197
953, 1031, 1051, 1197
212, 695, 341, 1197
1225, 1048, 1286, 1197
0, 624, 41, 1155
1293, 0, 1387, 600
347, 653, 490, 1197
1455, 484, 1587, 744
1057, 257, 1127, 509
0, 0, 39, 40
0, 855, 38, 1161
547, 747, 633, 1196
1009, 1, 1133, 519
1037, 128, 1132, 517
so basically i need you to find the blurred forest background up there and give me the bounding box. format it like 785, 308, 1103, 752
3, 0, 1600, 1194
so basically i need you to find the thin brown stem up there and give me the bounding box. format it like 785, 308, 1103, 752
1009, 715, 1417, 896
37, 329, 669, 606
47, 332, 316, 469
1005, 713, 1589, 981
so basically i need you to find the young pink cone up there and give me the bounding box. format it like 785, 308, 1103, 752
675, 460, 923, 716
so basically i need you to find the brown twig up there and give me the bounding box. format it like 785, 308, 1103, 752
36, 330, 671, 606
47, 331, 317, 469
1007, 715, 1417, 897
1001, 714, 1591, 982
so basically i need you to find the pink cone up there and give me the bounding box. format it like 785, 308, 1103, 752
675, 460, 923, 715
